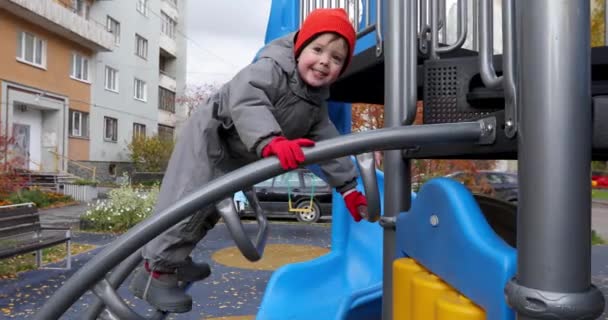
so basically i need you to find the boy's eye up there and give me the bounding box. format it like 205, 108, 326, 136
312, 47, 322, 52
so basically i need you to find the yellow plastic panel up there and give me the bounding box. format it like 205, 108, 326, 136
412, 272, 452, 319
393, 258, 424, 320
437, 291, 486, 320
393, 258, 486, 320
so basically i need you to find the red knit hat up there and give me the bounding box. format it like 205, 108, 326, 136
294, 8, 356, 73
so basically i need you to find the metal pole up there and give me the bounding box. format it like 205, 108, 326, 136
382, 0, 416, 318
506, 1, 605, 319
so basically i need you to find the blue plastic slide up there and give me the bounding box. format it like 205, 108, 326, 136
257, 172, 385, 320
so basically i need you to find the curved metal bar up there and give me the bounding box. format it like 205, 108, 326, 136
34, 122, 483, 320
355, 152, 381, 222
430, 0, 439, 59
479, 0, 503, 89
502, 0, 517, 138
437, 0, 468, 53
92, 279, 165, 320
216, 197, 269, 262
83, 250, 145, 320
374, 0, 383, 56
403, 0, 419, 125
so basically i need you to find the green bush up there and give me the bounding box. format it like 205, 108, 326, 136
81, 178, 159, 232
127, 135, 174, 172
7, 189, 73, 208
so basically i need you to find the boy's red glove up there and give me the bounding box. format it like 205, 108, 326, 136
342, 189, 367, 222
262, 136, 315, 169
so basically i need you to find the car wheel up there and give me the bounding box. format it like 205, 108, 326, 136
295, 201, 321, 223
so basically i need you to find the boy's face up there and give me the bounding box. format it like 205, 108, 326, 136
297, 33, 348, 88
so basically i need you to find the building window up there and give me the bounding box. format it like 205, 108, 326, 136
72, 0, 89, 19
134, 78, 147, 101
161, 12, 177, 39
133, 123, 146, 140
71, 53, 90, 82
135, 34, 148, 59
158, 87, 176, 113
136, 0, 148, 16
158, 125, 174, 141
104, 116, 118, 142
106, 16, 120, 45
16, 32, 46, 68
69, 110, 89, 138
105, 66, 119, 92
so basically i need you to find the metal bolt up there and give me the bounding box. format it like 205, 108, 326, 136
505, 120, 513, 128
430, 214, 439, 227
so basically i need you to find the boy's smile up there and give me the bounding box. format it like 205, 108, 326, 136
297, 33, 348, 88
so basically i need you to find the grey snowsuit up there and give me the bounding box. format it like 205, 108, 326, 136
143, 33, 358, 270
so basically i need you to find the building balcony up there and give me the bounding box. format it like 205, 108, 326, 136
161, 0, 178, 21
160, 33, 177, 57
158, 109, 177, 128
0, 0, 114, 51
159, 71, 177, 92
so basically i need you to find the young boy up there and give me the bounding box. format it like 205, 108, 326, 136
130, 8, 369, 313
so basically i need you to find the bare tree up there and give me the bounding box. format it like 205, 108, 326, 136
177, 83, 221, 117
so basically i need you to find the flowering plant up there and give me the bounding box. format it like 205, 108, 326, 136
81, 174, 159, 232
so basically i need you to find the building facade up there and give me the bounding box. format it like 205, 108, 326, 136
86, 0, 187, 181
0, 0, 113, 175
0, 0, 187, 182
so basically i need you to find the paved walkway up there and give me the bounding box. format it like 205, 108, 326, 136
1, 203, 607, 319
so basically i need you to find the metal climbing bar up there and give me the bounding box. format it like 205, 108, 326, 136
505, 1, 605, 319
34, 121, 488, 320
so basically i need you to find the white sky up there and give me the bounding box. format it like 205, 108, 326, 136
185, 0, 272, 86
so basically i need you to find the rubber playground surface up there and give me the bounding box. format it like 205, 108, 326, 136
2, 220, 608, 319
0, 222, 332, 319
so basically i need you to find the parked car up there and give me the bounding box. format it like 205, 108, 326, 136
445, 170, 519, 203
238, 169, 333, 223
592, 172, 608, 188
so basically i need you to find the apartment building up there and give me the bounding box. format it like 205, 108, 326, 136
0, 0, 113, 174
85, 0, 188, 181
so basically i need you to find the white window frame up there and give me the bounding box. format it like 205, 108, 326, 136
72, 0, 89, 19
69, 110, 89, 138
133, 123, 146, 140
161, 11, 177, 39
134, 78, 147, 101
136, 0, 148, 16
106, 16, 120, 45
16, 31, 46, 69
70, 52, 90, 82
135, 34, 148, 59
104, 66, 119, 92
104, 116, 118, 142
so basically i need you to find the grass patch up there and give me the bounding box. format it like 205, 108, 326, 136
592, 189, 608, 200
592, 230, 606, 245
0, 243, 96, 279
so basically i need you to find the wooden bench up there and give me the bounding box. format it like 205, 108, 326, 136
0, 203, 72, 270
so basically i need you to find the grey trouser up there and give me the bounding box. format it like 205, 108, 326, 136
142, 205, 221, 272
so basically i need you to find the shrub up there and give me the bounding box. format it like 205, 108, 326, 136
81, 177, 159, 232
127, 135, 174, 172
7, 189, 73, 208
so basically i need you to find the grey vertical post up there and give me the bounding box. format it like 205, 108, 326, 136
505, 1, 605, 319
382, 0, 415, 319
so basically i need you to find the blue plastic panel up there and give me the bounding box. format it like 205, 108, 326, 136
396, 178, 517, 320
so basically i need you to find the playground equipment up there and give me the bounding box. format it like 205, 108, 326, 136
35, 0, 607, 319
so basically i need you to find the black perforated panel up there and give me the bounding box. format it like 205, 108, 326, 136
423, 58, 501, 124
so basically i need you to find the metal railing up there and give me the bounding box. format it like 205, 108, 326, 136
49, 149, 97, 181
